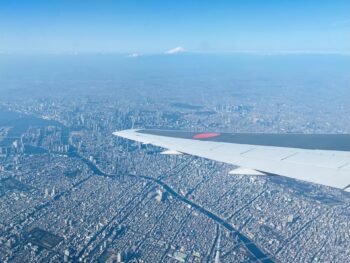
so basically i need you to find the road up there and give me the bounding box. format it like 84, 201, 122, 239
73, 149, 276, 263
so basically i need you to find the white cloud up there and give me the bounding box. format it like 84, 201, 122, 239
165, 46, 185, 54
128, 53, 142, 58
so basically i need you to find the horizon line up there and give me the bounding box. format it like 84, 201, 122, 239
0, 50, 350, 56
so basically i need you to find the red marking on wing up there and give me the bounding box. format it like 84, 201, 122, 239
193, 132, 221, 139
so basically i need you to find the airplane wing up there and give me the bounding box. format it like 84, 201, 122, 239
113, 129, 350, 191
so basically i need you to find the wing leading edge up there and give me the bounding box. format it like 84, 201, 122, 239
113, 129, 350, 191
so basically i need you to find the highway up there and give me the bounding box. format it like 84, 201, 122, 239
73, 148, 276, 263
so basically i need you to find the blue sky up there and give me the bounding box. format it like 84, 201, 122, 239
0, 0, 349, 54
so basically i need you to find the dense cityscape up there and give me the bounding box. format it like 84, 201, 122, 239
0, 51, 350, 262
1, 0, 350, 261
1, 54, 350, 263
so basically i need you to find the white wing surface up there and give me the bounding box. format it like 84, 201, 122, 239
113, 129, 350, 190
